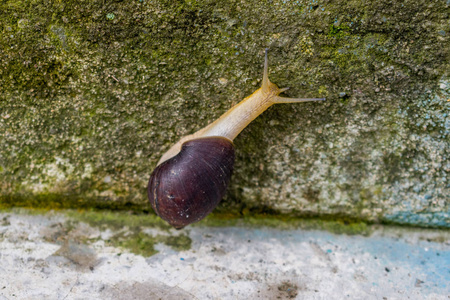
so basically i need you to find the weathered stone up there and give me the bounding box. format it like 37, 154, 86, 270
0, 0, 448, 227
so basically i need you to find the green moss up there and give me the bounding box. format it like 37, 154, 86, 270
199, 212, 371, 236
65, 209, 168, 230
0, 0, 449, 228
328, 23, 351, 38
64, 209, 191, 256
163, 234, 193, 251
110, 231, 191, 257
0, 193, 152, 212
114, 232, 159, 256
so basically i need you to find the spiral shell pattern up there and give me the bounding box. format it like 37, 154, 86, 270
148, 137, 235, 229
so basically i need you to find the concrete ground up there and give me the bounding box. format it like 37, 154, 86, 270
0, 209, 448, 300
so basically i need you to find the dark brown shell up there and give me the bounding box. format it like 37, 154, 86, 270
147, 137, 235, 229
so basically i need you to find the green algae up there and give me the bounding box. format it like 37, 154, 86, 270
200, 212, 372, 235
0, 193, 152, 212
66, 209, 191, 257
65, 210, 192, 256
108, 231, 192, 257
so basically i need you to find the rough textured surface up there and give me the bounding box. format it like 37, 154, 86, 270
0, 0, 449, 227
0, 209, 449, 299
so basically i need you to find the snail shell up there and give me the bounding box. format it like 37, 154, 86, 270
148, 137, 235, 229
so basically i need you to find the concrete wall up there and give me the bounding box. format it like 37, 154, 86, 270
1, 0, 449, 227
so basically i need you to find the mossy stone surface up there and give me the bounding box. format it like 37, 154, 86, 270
1, 0, 449, 227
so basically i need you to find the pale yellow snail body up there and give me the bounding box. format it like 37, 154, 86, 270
148, 49, 325, 229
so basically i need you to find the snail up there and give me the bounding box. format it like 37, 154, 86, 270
148, 49, 325, 229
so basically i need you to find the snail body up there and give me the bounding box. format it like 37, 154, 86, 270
148, 50, 325, 229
